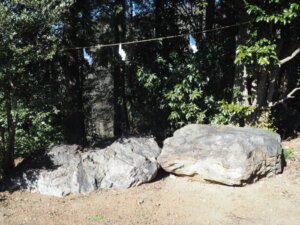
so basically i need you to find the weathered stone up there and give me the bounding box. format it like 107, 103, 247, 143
158, 124, 282, 185
2, 137, 161, 197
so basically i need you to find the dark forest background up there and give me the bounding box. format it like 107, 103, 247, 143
0, 0, 299, 177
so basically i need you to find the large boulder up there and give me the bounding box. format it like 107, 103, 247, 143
158, 124, 282, 186
2, 137, 161, 197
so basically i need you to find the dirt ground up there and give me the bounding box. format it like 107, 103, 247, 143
1, 136, 300, 225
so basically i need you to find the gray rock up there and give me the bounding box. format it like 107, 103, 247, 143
158, 124, 282, 185
4, 137, 161, 197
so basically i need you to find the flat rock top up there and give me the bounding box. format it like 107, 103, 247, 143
162, 124, 281, 156
172, 124, 280, 142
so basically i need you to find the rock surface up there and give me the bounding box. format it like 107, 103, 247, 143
2, 137, 161, 197
158, 124, 282, 185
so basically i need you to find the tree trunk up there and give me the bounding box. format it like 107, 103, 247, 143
266, 67, 280, 103
219, 1, 239, 101
61, 0, 87, 145
255, 66, 269, 108
113, 0, 129, 136
233, 10, 251, 104
2, 88, 17, 175
154, 0, 163, 36
205, 0, 215, 30
62, 49, 86, 145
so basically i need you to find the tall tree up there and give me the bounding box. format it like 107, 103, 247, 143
112, 0, 130, 136
0, 0, 74, 176
59, 0, 90, 145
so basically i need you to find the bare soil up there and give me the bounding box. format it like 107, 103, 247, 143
1, 136, 300, 225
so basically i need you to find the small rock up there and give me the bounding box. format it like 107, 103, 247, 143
138, 199, 145, 205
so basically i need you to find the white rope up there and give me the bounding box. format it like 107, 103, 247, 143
62, 21, 251, 51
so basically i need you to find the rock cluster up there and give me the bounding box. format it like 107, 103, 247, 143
3, 138, 160, 197
1, 124, 283, 196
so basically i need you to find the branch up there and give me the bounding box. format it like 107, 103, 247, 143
279, 47, 300, 65
268, 87, 300, 107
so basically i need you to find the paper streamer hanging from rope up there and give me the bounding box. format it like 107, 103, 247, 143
189, 34, 198, 53
118, 44, 126, 61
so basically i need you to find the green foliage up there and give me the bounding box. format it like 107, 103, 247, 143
248, 108, 278, 132
163, 76, 209, 127
0, 0, 74, 64
136, 51, 214, 129
236, 1, 300, 67
137, 67, 161, 90
0, 0, 74, 170
114, 4, 123, 14
211, 101, 255, 125
14, 105, 62, 156
246, 1, 299, 25
283, 148, 296, 160
235, 38, 279, 66
89, 215, 104, 221
195, 1, 208, 15
210, 101, 278, 132
0, 102, 62, 157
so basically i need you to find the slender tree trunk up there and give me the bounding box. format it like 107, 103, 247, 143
232, 1, 251, 105
0, 125, 4, 154
113, 63, 124, 136
219, 1, 237, 101
0, 124, 4, 177
62, 49, 86, 145
255, 66, 269, 107
2, 88, 17, 175
61, 0, 87, 145
267, 67, 281, 103
206, 0, 215, 30
154, 0, 163, 36
113, 0, 129, 136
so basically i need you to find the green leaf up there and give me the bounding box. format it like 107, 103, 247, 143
89, 215, 104, 221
